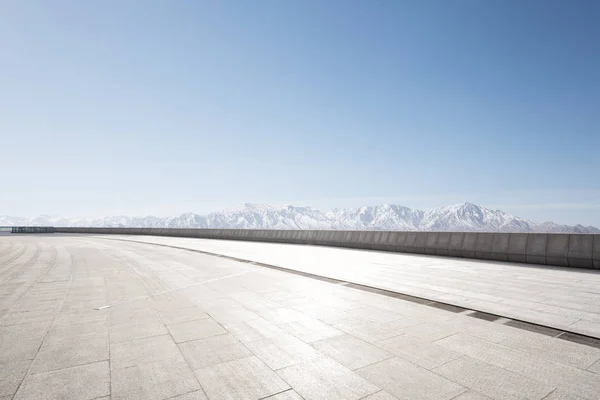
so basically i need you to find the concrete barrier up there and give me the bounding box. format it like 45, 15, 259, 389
371, 231, 383, 250
508, 233, 528, 263
435, 232, 451, 256
424, 232, 438, 255
491, 233, 510, 261
474, 233, 493, 260
461, 233, 478, 258
385, 232, 398, 252
53, 227, 597, 269
526, 234, 547, 265
347, 231, 359, 248
567, 235, 594, 269
448, 233, 464, 257
414, 232, 428, 254
375, 231, 388, 251
594, 235, 600, 269
403, 232, 416, 253
395, 232, 408, 252
546, 234, 570, 267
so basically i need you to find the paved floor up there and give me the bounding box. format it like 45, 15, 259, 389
1, 234, 600, 400
102, 235, 600, 338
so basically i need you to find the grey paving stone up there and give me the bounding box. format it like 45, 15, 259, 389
377, 333, 463, 370
396, 321, 459, 342
541, 389, 587, 400
179, 333, 252, 370
289, 303, 353, 324
280, 317, 344, 343
588, 359, 600, 374
435, 356, 555, 400
109, 319, 168, 343
499, 333, 600, 369
357, 357, 465, 400
207, 306, 261, 325
224, 317, 284, 343
236, 297, 281, 312
158, 307, 209, 325
565, 320, 600, 339
150, 294, 198, 311
277, 356, 380, 400
111, 356, 200, 400
168, 390, 208, 400
110, 334, 180, 370
503, 320, 563, 337
13, 361, 110, 400
333, 316, 401, 343
257, 307, 311, 325
194, 356, 290, 400
436, 332, 600, 399
0, 359, 30, 397
348, 305, 405, 324
167, 318, 227, 343
244, 333, 321, 370
311, 334, 393, 370
0, 322, 50, 343
451, 391, 491, 400
0, 337, 44, 364
44, 320, 108, 346
30, 335, 109, 374
109, 306, 159, 325
53, 309, 108, 326
2, 310, 55, 326
265, 389, 305, 399
442, 315, 514, 344
361, 391, 399, 400
14, 299, 63, 312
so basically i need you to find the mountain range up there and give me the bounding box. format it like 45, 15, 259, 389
1, 203, 598, 233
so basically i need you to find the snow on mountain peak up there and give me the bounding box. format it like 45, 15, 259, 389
1, 203, 598, 233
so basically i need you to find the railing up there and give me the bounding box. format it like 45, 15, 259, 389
10, 226, 55, 233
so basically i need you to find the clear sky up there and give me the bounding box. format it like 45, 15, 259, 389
1, 1, 599, 226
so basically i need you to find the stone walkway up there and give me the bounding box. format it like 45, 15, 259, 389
1, 234, 600, 400
111, 235, 600, 338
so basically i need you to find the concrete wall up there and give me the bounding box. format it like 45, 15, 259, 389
54, 227, 599, 270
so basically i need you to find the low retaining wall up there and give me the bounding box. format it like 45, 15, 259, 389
55, 227, 600, 270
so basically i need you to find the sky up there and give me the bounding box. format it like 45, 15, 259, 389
1, 1, 599, 226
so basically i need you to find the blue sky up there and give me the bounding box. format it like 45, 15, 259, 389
1, 1, 599, 226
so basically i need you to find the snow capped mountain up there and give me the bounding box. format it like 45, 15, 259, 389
1, 203, 598, 233
206, 204, 331, 229
420, 202, 535, 232
327, 204, 423, 230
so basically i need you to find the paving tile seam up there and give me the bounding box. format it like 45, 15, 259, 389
258, 388, 296, 399
428, 356, 557, 399
97, 236, 600, 348
348, 354, 397, 372
540, 389, 559, 400
103, 272, 114, 400
10, 252, 74, 399
29, 358, 110, 376
0, 242, 29, 268
0, 240, 16, 258
96, 270, 252, 310
0, 244, 58, 326
447, 389, 478, 400
0, 243, 44, 295
164, 313, 213, 400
